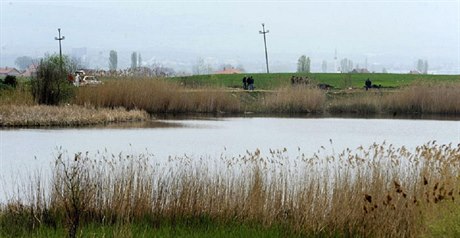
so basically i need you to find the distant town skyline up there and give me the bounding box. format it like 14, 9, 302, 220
1, 0, 459, 74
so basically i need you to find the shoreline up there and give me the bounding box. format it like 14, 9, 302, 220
2, 105, 459, 128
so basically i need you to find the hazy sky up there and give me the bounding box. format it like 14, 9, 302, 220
1, 0, 459, 73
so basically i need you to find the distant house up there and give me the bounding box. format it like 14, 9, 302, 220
0, 67, 21, 77
21, 64, 38, 77
409, 70, 420, 75
214, 67, 242, 75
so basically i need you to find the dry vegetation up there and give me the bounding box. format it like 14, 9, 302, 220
383, 82, 460, 114
74, 79, 241, 114
328, 81, 460, 115
1, 142, 459, 237
262, 86, 326, 113
0, 105, 148, 126
1, 78, 459, 127
74, 78, 460, 116
0, 83, 34, 106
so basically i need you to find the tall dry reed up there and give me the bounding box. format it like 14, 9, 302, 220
2, 142, 459, 237
0, 105, 148, 126
383, 82, 460, 114
74, 79, 240, 113
326, 82, 460, 115
0, 84, 34, 106
328, 93, 382, 114
263, 86, 326, 113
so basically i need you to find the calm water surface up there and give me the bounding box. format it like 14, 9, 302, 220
1, 117, 459, 173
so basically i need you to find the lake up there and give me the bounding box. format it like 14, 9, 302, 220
1, 117, 458, 175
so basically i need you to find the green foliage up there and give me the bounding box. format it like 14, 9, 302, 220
3, 75, 18, 88
31, 54, 75, 105
425, 202, 460, 237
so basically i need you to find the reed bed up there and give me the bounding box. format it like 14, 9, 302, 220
1, 142, 459, 237
0, 105, 148, 127
328, 93, 382, 114
262, 86, 326, 113
0, 83, 34, 106
74, 79, 241, 114
327, 82, 460, 115
382, 82, 460, 114
75, 79, 460, 115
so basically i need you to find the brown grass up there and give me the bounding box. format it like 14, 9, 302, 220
383, 82, 460, 114
74, 79, 241, 113
0, 84, 34, 106
2, 142, 459, 237
0, 105, 148, 126
328, 93, 382, 114
263, 86, 326, 113
327, 81, 460, 115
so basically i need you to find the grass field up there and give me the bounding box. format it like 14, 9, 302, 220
166, 73, 460, 90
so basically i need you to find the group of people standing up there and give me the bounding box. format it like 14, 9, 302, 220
242, 76, 255, 90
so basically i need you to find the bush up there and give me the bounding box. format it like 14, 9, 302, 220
3, 75, 18, 88
31, 54, 75, 105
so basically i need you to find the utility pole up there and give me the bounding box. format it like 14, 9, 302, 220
55, 28, 65, 71
259, 23, 270, 73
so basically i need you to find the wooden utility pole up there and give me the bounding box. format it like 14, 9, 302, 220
259, 23, 270, 73
55, 28, 65, 70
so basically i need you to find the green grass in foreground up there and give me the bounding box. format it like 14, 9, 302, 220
1, 221, 295, 238
167, 73, 460, 90
424, 201, 460, 237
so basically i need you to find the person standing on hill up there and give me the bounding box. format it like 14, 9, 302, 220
242, 76, 248, 90
365, 78, 372, 91
248, 76, 255, 90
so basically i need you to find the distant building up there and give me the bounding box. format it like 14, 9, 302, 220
409, 70, 420, 74
214, 67, 241, 74
0, 67, 21, 77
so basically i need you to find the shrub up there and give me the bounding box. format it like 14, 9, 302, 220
3, 75, 17, 88
31, 54, 75, 105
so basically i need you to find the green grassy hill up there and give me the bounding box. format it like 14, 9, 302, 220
171, 73, 460, 90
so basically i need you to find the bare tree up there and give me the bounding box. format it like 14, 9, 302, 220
340, 58, 353, 73
150, 62, 175, 77
297, 55, 310, 73
109, 50, 118, 71
131, 52, 138, 70
192, 58, 213, 75
138, 53, 142, 67
416, 59, 428, 74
